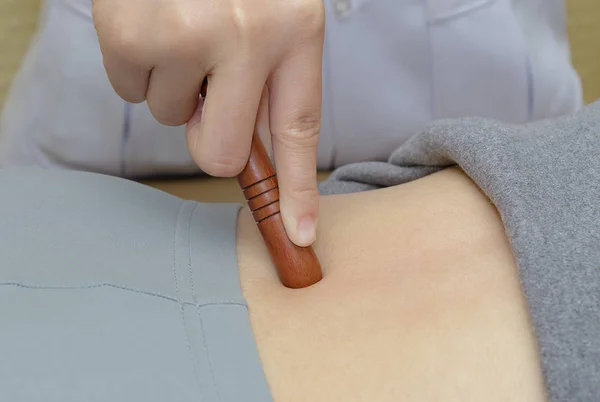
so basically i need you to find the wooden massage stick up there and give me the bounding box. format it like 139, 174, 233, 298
200, 79, 323, 289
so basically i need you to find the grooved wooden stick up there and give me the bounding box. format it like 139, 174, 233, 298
200, 79, 323, 288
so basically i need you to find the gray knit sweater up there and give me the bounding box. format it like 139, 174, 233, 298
320, 101, 600, 402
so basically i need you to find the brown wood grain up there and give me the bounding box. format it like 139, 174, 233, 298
201, 78, 323, 288
238, 133, 323, 289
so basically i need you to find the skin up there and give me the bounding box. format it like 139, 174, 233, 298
91, 0, 324, 247
236, 168, 548, 401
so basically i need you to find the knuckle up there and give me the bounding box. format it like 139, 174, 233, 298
105, 20, 145, 64
122, 93, 146, 104
289, 0, 325, 36
147, 93, 196, 126
287, 184, 319, 204
198, 154, 247, 177
160, 9, 206, 56
149, 108, 187, 127
228, 6, 250, 32
226, 6, 265, 44
274, 114, 321, 147
113, 86, 145, 104
101, 61, 147, 103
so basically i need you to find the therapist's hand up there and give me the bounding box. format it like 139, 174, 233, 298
92, 0, 324, 246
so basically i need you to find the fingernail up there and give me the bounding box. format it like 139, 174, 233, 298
295, 216, 316, 246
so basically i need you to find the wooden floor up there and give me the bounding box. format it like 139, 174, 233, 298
566, 0, 600, 104
0, 0, 40, 110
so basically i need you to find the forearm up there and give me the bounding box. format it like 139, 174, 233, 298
237, 168, 546, 402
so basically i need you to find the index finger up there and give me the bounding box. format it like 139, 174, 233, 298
186, 65, 266, 177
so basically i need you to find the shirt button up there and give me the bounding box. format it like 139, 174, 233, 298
332, 0, 352, 19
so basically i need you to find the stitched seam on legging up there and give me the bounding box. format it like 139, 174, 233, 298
0, 282, 247, 309
188, 202, 198, 303
173, 201, 205, 401
189, 203, 221, 400
198, 306, 222, 401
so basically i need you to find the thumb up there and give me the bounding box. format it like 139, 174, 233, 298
272, 130, 320, 247
268, 87, 321, 247
268, 48, 322, 247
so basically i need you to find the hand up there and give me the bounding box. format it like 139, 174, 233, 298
92, 0, 324, 246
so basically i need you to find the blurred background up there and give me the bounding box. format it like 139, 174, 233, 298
0, 0, 599, 203
1, 0, 599, 110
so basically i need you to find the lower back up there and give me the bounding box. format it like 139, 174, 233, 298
237, 168, 546, 402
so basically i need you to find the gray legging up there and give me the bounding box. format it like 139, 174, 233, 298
0, 168, 272, 402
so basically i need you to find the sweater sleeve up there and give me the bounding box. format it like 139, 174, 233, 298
319, 101, 600, 402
